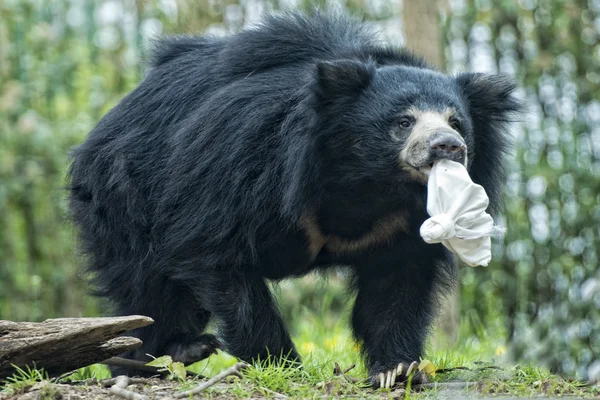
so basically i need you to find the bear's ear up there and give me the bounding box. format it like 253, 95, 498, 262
456, 73, 524, 215
314, 59, 375, 100
456, 73, 522, 123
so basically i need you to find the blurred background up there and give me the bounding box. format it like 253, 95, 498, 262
1, 0, 600, 383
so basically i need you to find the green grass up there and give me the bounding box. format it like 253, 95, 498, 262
154, 308, 600, 398
3, 325, 598, 399
2, 281, 598, 398
1, 364, 49, 395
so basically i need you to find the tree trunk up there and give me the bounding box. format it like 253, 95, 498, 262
402, 0, 444, 68
402, 0, 460, 345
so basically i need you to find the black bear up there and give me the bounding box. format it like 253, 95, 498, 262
68, 10, 521, 387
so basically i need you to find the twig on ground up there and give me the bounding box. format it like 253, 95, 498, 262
101, 357, 205, 378
435, 365, 503, 374
332, 362, 359, 383
435, 366, 472, 373
100, 377, 150, 387
109, 375, 149, 400
173, 362, 248, 399
333, 362, 356, 376
333, 362, 342, 375
52, 370, 76, 383
259, 386, 289, 399
101, 357, 163, 376
150, 385, 176, 392
342, 364, 356, 374
414, 381, 476, 390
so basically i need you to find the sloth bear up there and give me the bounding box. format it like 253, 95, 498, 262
68, 10, 521, 387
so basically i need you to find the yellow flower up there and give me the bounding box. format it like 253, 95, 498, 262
324, 336, 339, 350
495, 346, 506, 356
300, 342, 316, 354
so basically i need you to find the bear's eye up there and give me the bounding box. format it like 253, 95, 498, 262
449, 117, 461, 131
397, 117, 413, 129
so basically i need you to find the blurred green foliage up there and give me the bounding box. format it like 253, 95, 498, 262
0, 0, 237, 320
1, 0, 600, 382
445, 0, 600, 380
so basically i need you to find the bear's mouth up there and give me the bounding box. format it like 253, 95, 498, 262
416, 162, 434, 177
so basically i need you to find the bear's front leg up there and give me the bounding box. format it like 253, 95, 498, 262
351, 247, 455, 389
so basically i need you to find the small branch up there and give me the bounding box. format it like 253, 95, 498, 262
333, 362, 342, 375
173, 362, 248, 399
414, 381, 476, 390
101, 357, 162, 375
101, 357, 205, 378
435, 366, 472, 373
109, 375, 149, 400
333, 362, 355, 376
259, 386, 289, 399
332, 362, 359, 383
100, 377, 150, 387
342, 364, 356, 374
435, 365, 503, 374
52, 370, 77, 383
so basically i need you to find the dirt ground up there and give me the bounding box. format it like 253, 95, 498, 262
1, 378, 242, 400
0, 379, 412, 400
3, 379, 597, 400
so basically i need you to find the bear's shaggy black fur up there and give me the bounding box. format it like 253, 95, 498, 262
68, 10, 521, 385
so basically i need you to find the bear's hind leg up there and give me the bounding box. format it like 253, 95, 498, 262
162, 309, 222, 365
111, 284, 219, 376
195, 271, 299, 365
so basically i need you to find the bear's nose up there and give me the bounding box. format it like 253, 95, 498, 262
429, 132, 466, 164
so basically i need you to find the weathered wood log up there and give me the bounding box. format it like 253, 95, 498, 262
0, 315, 153, 379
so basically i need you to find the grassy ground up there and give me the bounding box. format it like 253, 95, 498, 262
2, 277, 599, 398
2, 319, 598, 398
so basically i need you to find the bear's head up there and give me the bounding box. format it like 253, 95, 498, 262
310, 59, 522, 214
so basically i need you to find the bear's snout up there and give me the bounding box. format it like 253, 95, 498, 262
428, 131, 466, 165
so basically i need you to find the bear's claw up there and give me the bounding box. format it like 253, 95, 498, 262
374, 361, 425, 389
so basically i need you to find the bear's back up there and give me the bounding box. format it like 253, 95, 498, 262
150, 11, 428, 79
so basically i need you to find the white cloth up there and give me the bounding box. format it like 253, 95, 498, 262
419, 159, 502, 267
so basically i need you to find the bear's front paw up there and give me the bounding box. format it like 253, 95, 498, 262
370, 361, 428, 389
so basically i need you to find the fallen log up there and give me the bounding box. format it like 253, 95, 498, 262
0, 315, 153, 379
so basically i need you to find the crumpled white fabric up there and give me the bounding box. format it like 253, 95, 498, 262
419, 159, 503, 267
